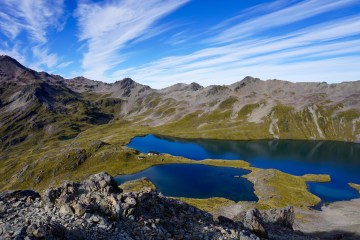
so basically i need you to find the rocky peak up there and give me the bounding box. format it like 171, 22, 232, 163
0, 55, 24, 67
71, 76, 90, 82
206, 85, 230, 96
0, 55, 28, 75
232, 76, 262, 91
0, 55, 38, 83
116, 78, 136, 89
188, 82, 203, 91
241, 76, 261, 83
160, 82, 203, 93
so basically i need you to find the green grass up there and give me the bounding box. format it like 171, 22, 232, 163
244, 169, 322, 209
1, 98, 359, 214
337, 109, 360, 121
302, 174, 331, 182
119, 178, 156, 192
237, 103, 261, 120
349, 183, 360, 193
2, 101, 358, 192
218, 97, 238, 109
199, 159, 250, 169
176, 197, 236, 213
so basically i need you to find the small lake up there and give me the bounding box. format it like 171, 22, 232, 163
125, 134, 360, 203
115, 164, 258, 202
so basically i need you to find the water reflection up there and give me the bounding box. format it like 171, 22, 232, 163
127, 134, 360, 202
115, 164, 258, 202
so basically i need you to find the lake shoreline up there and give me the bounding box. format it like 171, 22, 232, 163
126, 134, 360, 203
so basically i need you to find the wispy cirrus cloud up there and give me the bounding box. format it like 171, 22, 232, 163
0, 42, 26, 64
211, 0, 295, 31
0, 0, 359, 86
0, 0, 65, 43
30, 45, 60, 70
210, 0, 360, 44
111, 0, 360, 88
0, 0, 69, 71
75, 0, 189, 81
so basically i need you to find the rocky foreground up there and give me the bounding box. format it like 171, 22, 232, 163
0, 172, 311, 240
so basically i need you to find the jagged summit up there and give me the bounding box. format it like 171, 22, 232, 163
0, 55, 38, 83
189, 82, 203, 91
231, 76, 261, 86
161, 82, 204, 93
241, 76, 261, 82
115, 77, 137, 89
0, 55, 21, 63
0, 55, 24, 70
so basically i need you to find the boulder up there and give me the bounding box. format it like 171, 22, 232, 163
59, 204, 74, 217
262, 206, 295, 228
0, 190, 40, 201
244, 208, 268, 238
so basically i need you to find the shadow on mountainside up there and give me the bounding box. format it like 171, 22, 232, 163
304, 230, 360, 240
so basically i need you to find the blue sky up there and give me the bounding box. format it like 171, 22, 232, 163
1, 0, 360, 88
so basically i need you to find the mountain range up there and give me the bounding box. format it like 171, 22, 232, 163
1, 55, 360, 190
1, 55, 360, 153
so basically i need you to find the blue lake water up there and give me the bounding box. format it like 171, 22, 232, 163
115, 164, 258, 202
124, 134, 360, 203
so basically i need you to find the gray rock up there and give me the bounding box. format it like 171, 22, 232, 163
72, 203, 86, 216
91, 216, 100, 223
12, 227, 25, 239
59, 204, 74, 216
244, 208, 268, 238
262, 206, 295, 228
0, 172, 306, 240
99, 180, 107, 188
33, 227, 46, 238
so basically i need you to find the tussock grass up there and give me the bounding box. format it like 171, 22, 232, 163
349, 183, 360, 193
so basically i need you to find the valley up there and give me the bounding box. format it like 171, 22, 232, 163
1, 55, 360, 239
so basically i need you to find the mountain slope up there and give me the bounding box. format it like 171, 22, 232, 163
1, 55, 360, 152
0, 55, 360, 190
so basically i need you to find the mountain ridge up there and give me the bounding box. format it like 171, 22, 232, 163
3, 55, 359, 90
0, 54, 360, 195
1, 55, 360, 151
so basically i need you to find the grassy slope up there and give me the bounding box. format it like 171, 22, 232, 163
119, 178, 156, 193
142, 102, 360, 142
0, 99, 358, 213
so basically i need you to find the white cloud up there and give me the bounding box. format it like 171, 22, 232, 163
112, 12, 360, 89
0, 0, 65, 43
0, 43, 26, 64
30, 45, 75, 72
212, 0, 294, 31
75, 0, 189, 81
56, 61, 73, 69
29, 45, 59, 71
0, 0, 67, 72
116, 56, 360, 89
210, 0, 360, 44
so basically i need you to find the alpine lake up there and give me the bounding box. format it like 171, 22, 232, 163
115, 134, 360, 204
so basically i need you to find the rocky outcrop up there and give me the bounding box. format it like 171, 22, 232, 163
0, 172, 309, 240
231, 206, 305, 240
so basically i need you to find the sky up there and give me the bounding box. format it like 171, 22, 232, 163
0, 0, 360, 89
